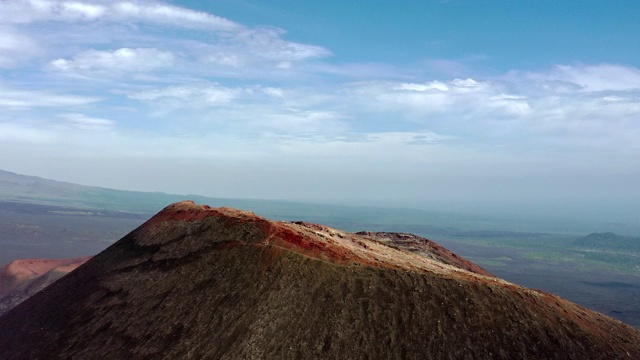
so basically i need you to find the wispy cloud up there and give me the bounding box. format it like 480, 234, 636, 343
0, 0, 240, 30
519, 64, 640, 92
333, 64, 640, 155
58, 113, 114, 130
0, 26, 39, 68
50, 48, 175, 75
345, 77, 531, 122
0, 83, 101, 108
2, 0, 330, 82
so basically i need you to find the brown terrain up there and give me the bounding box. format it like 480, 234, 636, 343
0, 256, 91, 316
0, 201, 639, 359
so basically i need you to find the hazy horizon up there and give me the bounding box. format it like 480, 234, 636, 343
2, 167, 638, 236
1, 1, 639, 232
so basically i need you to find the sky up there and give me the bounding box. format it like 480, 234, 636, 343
1, 0, 640, 227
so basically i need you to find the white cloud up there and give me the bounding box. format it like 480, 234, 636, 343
234, 27, 330, 61
0, 0, 105, 23
487, 94, 532, 116
0, 0, 240, 31
451, 78, 478, 88
58, 113, 114, 130
0, 27, 40, 68
262, 87, 284, 97
126, 83, 348, 137
125, 83, 251, 116
395, 81, 449, 92
521, 64, 640, 92
1, 1, 329, 81
350, 78, 525, 120
253, 110, 347, 136
59, 1, 106, 20
128, 84, 292, 109
192, 28, 330, 70
339, 65, 640, 155
202, 52, 245, 68
128, 84, 238, 105
50, 47, 175, 74
0, 84, 101, 108
110, 1, 240, 31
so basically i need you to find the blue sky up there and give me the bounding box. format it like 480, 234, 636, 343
1, 0, 639, 228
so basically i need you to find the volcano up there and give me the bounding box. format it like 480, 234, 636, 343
0, 201, 638, 359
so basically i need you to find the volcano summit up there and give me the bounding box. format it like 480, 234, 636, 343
0, 201, 638, 359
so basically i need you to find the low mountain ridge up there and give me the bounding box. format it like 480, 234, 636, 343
0, 201, 638, 359
575, 232, 640, 251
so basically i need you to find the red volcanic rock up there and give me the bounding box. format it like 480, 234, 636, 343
0, 201, 639, 360
0, 256, 91, 315
139, 203, 486, 275
0, 257, 91, 298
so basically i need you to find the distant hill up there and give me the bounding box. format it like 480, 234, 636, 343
0, 168, 235, 214
1, 201, 638, 359
575, 232, 640, 251
572, 232, 640, 275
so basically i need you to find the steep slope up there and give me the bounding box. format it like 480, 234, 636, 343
0, 257, 91, 315
0, 201, 638, 359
